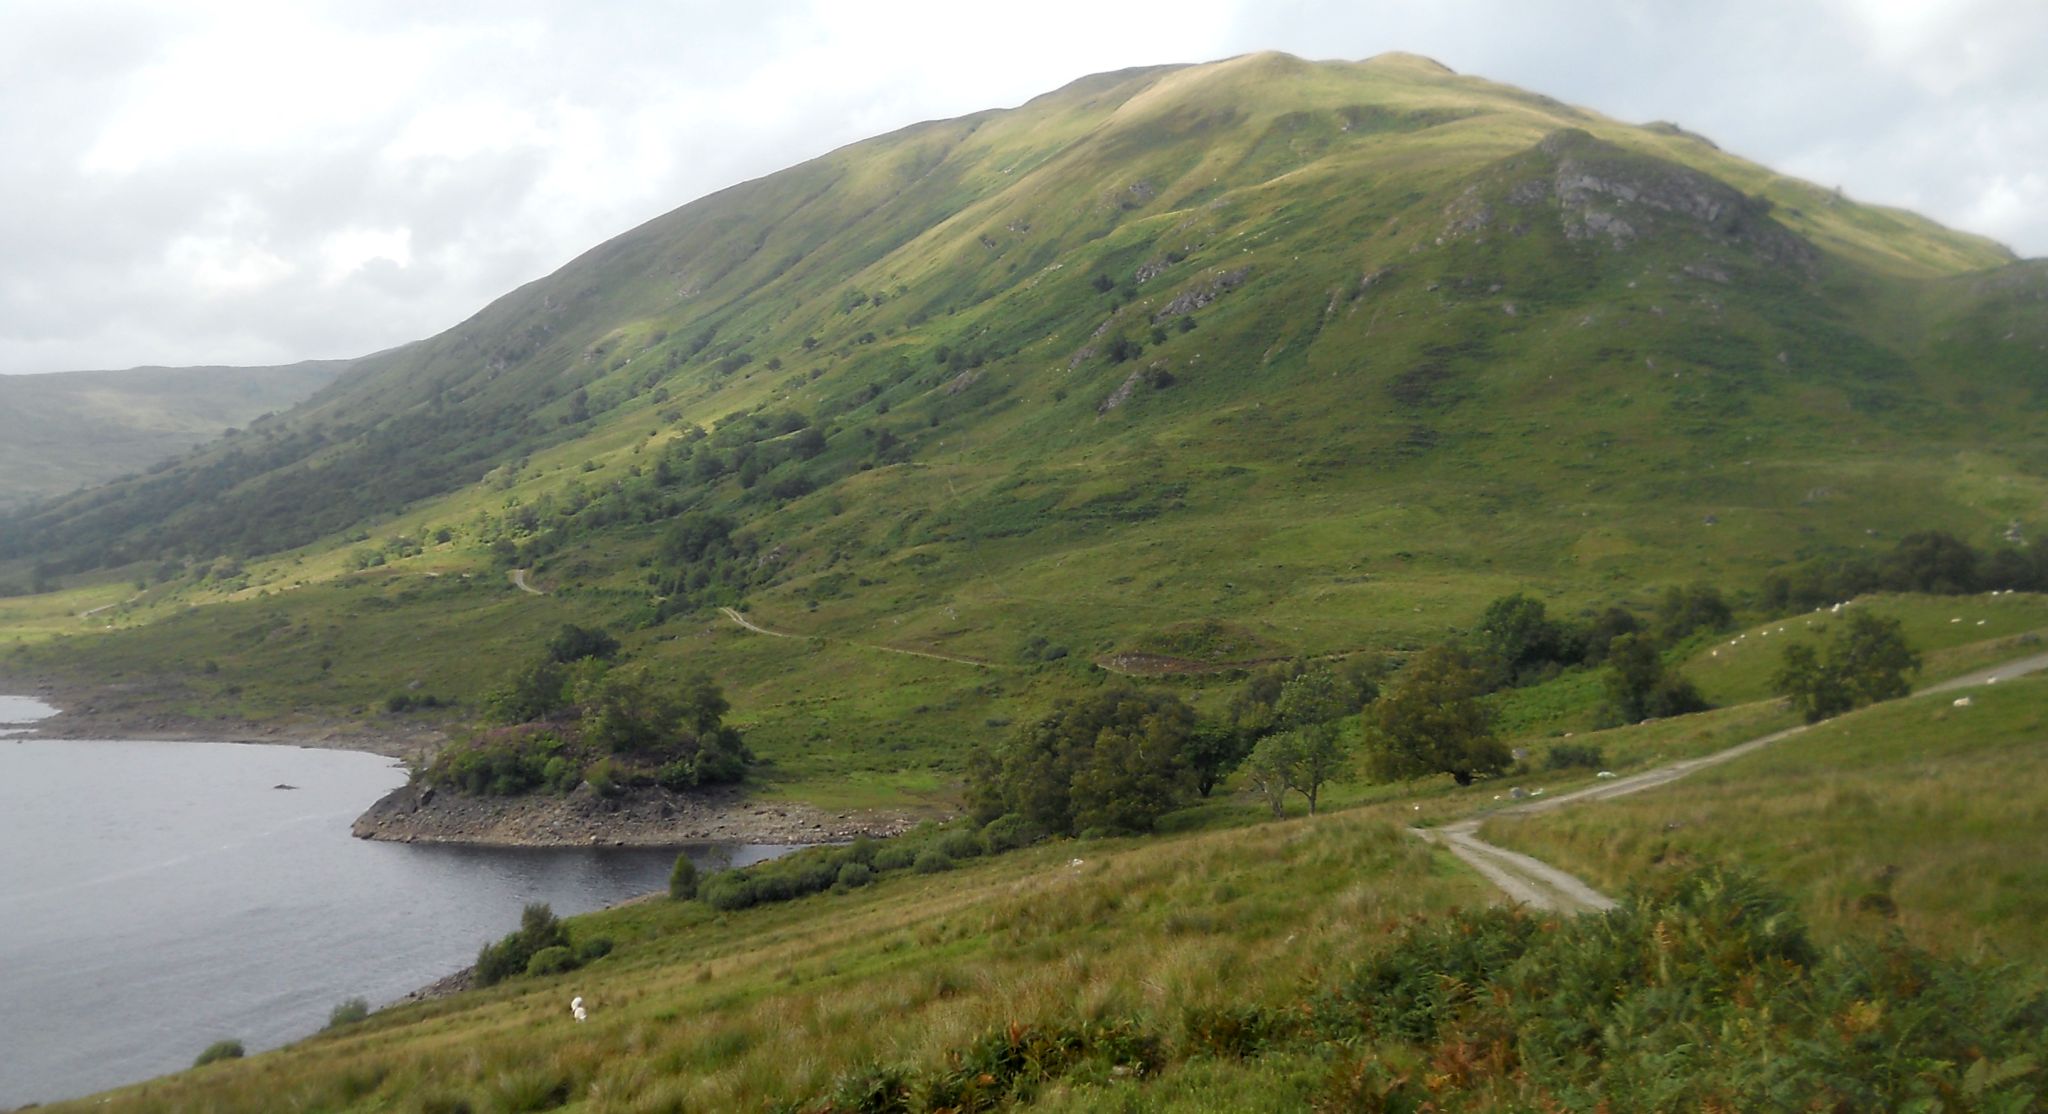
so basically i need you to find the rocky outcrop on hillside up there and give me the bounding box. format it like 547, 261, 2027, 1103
1533, 129, 1817, 270
352, 781, 923, 847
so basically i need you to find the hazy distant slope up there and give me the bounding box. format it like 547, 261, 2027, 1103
0, 362, 346, 511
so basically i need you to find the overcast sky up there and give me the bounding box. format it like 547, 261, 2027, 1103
2, 0, 2041, 376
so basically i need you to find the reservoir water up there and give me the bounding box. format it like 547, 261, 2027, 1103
0, 697, 797, 1107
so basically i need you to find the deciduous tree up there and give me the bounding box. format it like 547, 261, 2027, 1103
1366, 645, 1508, 786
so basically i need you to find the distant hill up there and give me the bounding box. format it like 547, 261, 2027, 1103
0, 362, 346, 511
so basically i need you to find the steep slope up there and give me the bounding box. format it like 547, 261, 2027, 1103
0, 361, 343, 511
2, 52, 2041, 796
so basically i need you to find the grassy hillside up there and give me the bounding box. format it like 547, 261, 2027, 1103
0, 362, 344, 511
2, 51, 2044, 804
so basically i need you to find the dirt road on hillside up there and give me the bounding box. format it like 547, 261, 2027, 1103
718, 607, 1000, 669
1418, 646, 2048, 913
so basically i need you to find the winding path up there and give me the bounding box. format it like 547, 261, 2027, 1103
509, 569, 545, 596
1417, 645, 2048, 913
718, 607, 1001, 669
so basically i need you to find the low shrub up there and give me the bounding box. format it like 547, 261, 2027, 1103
524, 946, 578, 977
701, 872, 757, 911
1544, 742, 1606, 770
575, 936, 614, 963
873, 845, 917, 872
935, 830, 984, 860
980, 813, 1043, 853
325, 997, 370, 1030
668, 854, 698, 900
836, 862, 875, 889
913, 848, 953, 874
193, 1039, 244, 1067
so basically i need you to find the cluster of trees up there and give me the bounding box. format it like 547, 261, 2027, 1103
1472, 586, 1729, 688
965, 689, 1198, 836
966, 649, 1516, 834
1763, 530, 2048, 611
1772, 610, 1921, 723
421, 625, 751, 797
643, 512, 768, 621
1473, 589, 1721, 725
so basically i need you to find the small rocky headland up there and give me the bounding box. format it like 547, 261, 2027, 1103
351, 781, 921, 846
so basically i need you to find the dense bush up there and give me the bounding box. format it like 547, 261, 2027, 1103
835, 862, 875, 889
574, 936, 614, 963
193, 1039, 244, 1067
979, 813, 1043, 853
524, 946, 577, 977
872, 845, 917, 872
913, 848, 953, 874
700, 872, 757, 911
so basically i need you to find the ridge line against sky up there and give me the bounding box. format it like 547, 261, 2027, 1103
2, 0, 2042, 376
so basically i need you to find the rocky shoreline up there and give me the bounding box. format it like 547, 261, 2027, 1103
352, 780, 923, 846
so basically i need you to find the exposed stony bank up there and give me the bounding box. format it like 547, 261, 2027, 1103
352, 781, 924, 847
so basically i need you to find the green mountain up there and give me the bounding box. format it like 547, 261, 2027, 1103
3, 51, 2044, 801
0, 361, 344, 511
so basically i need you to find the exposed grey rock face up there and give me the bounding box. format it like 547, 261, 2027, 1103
1154, 267, 1250, 319
1098, 369, 1146, 414
1531, 129, 1818, 272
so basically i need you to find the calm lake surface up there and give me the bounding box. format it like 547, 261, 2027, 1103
0, 697, 796, 1107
